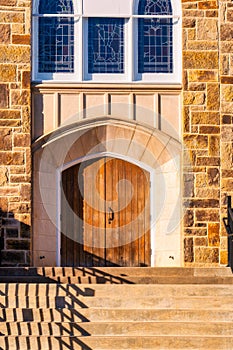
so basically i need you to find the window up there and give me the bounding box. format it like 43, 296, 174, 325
38, 0, 74, 73
138, 0, 173, 74
88, 18, 125, 74
33, 0, 181, 83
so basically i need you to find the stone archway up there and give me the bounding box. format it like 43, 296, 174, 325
32, 117, 182, 267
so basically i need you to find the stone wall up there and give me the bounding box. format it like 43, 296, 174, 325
220, 0, 233, 265
0, 0, 31, 266
183, 0, 233, 265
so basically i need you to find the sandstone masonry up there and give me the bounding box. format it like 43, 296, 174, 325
0, 0, 31, 266
183, 0, 233, 266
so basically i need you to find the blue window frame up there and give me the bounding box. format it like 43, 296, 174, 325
138, 0, 173, 74
88, 18, 125, 74
38, 0, 74, 73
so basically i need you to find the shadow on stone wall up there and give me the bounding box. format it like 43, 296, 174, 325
0, 208, 31, 267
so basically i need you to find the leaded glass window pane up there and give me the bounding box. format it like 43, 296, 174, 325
88, 18, 124, 74
138, 0, 172, 15
39, 0, 74, 14
39, 17, 74, 73
138, 0, 173, 73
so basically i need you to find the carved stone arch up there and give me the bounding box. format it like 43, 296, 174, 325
33, 117, 182, 267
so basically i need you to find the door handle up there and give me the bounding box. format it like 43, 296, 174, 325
108, 207, 114, 224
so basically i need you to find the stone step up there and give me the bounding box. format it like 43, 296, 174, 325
0, 335, 232, 350
1, 307, 233, 323
1, 295, 233, 309
1, 321, 233, 337
0, 266, 231, 278
1, 283, 233, 297
1, 275, 233, 284
2, 307, 233, 323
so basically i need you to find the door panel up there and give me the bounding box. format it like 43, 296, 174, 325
61, 157, 150, 267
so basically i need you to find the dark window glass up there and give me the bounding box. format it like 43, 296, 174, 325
39, 0, 74, 14
88, 18, 124, 74
38, 0, 74, 73
138, 0, 173, 73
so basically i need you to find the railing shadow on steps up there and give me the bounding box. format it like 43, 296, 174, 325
0, 280, 95, 350
223, 196, 233, 272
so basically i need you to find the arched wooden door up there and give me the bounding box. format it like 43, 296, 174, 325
61, 157, 150, 267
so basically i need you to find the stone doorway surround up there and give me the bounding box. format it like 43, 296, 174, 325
32, 117, 182, 267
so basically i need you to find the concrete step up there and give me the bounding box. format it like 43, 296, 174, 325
1, 294, 233, 309
0, 335, 232, 349
1, 274, 233, 284
0, 266, 231, 279
1, 321, 233, 337
1, 283, 233, 297
2, 307, 233, 323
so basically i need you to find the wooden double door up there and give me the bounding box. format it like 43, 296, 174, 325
61, 157, 150, 267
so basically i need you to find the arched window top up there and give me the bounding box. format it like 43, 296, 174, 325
138, 0, 172, 15
39, 0, 74, 14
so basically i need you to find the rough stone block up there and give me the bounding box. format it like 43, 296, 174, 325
195, 247, 219, 263
205, 10, 218, 17
183, 51, 218, 69
0, 12, 24, 24
221, 24, 233, 41
0, 128, 12, 150
198, 1, 217, 9
184, 199, 219, 208
199, 126, 220, 134
0, 167, 8, 186
221, 144, 233, 169
184, 237, 194, 262
196, 157, 220, 166
197, 19, 218, 40
20, 222, 30, 238
0, 64, 17, 82
0, 85, 9, 108
194, 237, 207, 246
185, 228, 207, 236
183, 91, 205, 105
0, 110, 21, 120
0, 152, 24, 166
6, 239, 30, 250
184, 135, 208, 149
0, 24, 10, 44
11, 90, 30, 106
220, 250, 228, 265
221, 85, 233, 102
191, 112, 220, 125
22, 71, 30, 88
14, 134, 30, 148
221, 76, 233, 84
20, 184, 31, 201
0, 46, 30, 64
0, 0, 17, 5
1, 251, 25, 265
188, 70, 218, 82
12, 35, 30, 45
209, 135, 220, 157
207, 83, 220, 110
6, 228, 18, 238
222, 178, 233, 191
227, 9, 233, 22
183, 18, 196, 28
207, 168, 220, 186
184, 209, 194, 227
188, 83, 206, 91
195, 209, 220, 222
208, 223, 220, 247
222, 115, 232, 124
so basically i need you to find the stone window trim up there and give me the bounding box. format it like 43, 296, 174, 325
32, 0, 182, 84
